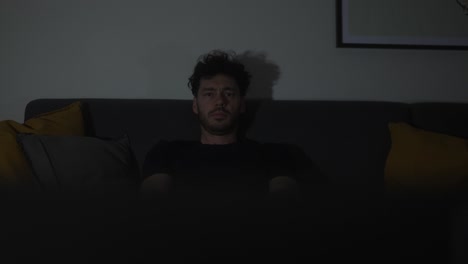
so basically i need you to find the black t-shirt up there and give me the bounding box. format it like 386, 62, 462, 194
140, 138, 324, 250
142, 138, 322, 200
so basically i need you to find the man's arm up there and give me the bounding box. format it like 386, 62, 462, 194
264, 142, 325, 204
269, 176, 299, 194
140, 173, 173, 197
140, 140, 173, 199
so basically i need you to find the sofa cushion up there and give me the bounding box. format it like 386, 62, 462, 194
0, 101, 85, 186
17, 133, 140, 195
385, 122, 468, 192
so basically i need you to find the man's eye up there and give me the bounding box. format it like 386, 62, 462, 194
204, 93, 213, 97
225, 92, 234, 97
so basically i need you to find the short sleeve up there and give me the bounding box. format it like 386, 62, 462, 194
142, 140, 173, 180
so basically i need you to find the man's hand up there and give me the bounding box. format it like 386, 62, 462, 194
267, 176, 301, 207
268, 176, 299, 195
140, 173, 172, 199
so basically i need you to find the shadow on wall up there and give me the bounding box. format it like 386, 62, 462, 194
236, 50, 281, 137
236, 50, 281, 101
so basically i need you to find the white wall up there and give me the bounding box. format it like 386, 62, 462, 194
1, 0, 468, 122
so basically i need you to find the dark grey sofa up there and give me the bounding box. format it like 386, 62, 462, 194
12, 98, 468, 263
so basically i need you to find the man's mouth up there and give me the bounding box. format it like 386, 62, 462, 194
209, 110, 229, 118
211, 112, 228, 118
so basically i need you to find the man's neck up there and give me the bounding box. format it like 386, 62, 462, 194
200, 131, 237, 145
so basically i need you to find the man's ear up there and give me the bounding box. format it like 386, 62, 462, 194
192, 97, 199, 114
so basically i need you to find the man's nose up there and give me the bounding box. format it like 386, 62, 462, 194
215, 93, 227, 106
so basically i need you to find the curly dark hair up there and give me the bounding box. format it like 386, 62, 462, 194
188, 50, 251, 97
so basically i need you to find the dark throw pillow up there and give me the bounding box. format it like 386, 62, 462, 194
17, 133, 140, 196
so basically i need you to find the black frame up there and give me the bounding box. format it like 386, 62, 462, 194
336, 0, 468, 50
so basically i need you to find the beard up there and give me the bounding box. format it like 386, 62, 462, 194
197, 107, 240, 136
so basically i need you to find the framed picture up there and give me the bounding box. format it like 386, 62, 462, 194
336, 0, 468, 50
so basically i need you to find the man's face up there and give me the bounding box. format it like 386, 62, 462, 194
193, 74, 245, 136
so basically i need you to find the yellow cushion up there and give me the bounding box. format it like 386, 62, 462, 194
385, 122, 468, 192
0, 101, 85, 186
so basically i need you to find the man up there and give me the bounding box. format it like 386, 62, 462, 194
137, 50, 323, 259
141, 50, 320, 205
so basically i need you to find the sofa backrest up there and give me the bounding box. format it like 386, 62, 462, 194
26, 99, 468, 187
244, 100, 410, 186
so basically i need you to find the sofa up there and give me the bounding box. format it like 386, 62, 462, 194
3, 98, 468, 263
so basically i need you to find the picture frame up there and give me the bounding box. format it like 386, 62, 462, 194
336, 0, 468, 50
